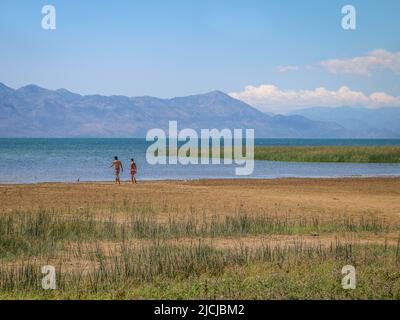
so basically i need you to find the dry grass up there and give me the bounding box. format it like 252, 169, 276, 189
1, 177, 400, 299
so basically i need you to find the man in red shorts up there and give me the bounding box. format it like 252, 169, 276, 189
130, 158, 137, 184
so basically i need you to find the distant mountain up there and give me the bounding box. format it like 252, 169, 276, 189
290, 107, 400, 138
0, 82, 391, 138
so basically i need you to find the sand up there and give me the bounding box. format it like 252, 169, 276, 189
1, 177, 400, 221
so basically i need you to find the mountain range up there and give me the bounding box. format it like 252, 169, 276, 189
289, 106, 400, 138
0, 82, 399, 138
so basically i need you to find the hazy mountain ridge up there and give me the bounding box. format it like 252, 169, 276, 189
0, 83, 397, 138
290, 106, 400, 138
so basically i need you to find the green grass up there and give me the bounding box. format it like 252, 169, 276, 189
1, 242, 400, 299
253, 146, 400, 163
0, 209, 396, 260
1, 205, 400, 299
163, 145, 400, 163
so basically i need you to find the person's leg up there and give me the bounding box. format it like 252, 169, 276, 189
115, 169, 120, 184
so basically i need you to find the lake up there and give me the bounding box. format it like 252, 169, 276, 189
1, 138, 400, 183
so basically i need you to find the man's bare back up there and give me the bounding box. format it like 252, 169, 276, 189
113, 160, 122, 171
110, 156, 123, 184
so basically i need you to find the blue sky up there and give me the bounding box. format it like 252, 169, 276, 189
1, 0, 399, 112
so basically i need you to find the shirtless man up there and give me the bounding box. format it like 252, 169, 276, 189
110, 156, 123, 184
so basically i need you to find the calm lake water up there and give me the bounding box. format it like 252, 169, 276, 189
1, 138, 400, 183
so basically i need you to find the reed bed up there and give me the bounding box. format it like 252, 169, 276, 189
253, 146, 400, 163
1, 204, 399, 299
0, 208, 396, 260
1, 241, 400, 299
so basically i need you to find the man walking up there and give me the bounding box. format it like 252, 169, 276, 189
130, 158, 137, 184
110, 156, 123, 184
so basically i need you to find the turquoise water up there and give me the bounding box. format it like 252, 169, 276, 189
1, 138, 400, 183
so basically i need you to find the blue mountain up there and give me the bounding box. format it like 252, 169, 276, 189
1, 82, 395, 138
290, 106, 400, 138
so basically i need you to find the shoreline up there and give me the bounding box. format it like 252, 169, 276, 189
1, 174, 400, 186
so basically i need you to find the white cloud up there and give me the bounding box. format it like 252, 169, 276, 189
319, 49, 400, 76
229, 84, 400, 113
276, 65, 300, 73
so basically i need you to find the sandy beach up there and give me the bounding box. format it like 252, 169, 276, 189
2, 177, 400, 219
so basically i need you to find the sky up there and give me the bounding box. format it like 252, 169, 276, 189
1, 0, 400, 113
